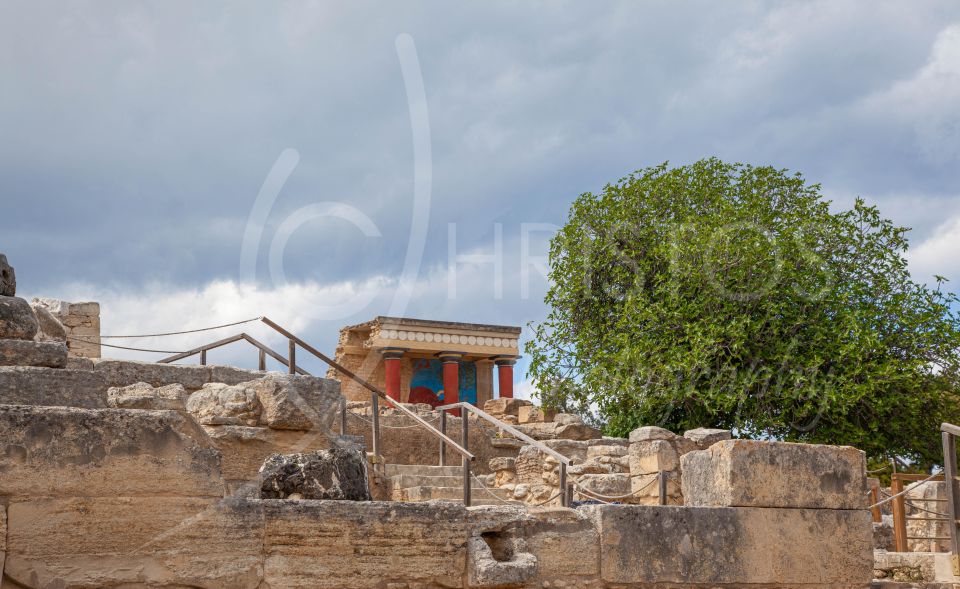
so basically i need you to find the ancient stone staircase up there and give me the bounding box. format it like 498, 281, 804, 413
385, 463, 516, 505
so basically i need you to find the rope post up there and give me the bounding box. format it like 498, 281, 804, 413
870, 487, 882, 523
287, 340, 296, 375
371, 391, 380, 459
658, 471, 668, 506
339, 397, 347, 437
559, 463, 568, 507
942, 428, 960, 573
439, 410, 447, 467
258, 349, 266, 371
892, 475, 908, 552
462, 410, 471, 507
200, 350, 207, 366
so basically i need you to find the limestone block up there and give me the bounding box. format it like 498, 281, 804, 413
522, 507, 600, 579
0, 253, 15, 296
0, 405, 223, 498
66, 356, 95, 370
0, 366, 108, 407
630, 472, 683, 505
554, 412, 583, 425
107, 381, 188, 410
684, 426, 732, 449
489, 457, 516, 471
202, 425, 334, 482
29, 303, 67, 343
629, 439, 682, 474
517, 405, 556, 424
483, 397, 532, 417
0, 296, 38, 340
555, 422, 602, 440
467, 535, 537, 587
681, 439, 868, 509
187, 382, 262, 425
0, 338, 67, 368
1, 501, 6, 579
262, 500, 468, 589
587, 444, 629, 459
259, 448, 371, 500
245, 373, 340, 431
93, 358, 269, 391
576, 473, 631, 499
4, 496, 264, 589
628, 425, 679, 442
585, 504, 873, 585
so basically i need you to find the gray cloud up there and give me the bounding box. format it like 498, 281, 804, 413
3, 1, 960, 380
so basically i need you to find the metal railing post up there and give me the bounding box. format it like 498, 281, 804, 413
287, 340, 296, 375
339, 397, 347, 437
942, 427, 959, 572
439, 410, 447, 467
462, 411, 471, 507
658, 471, 668, 506
891, 475, 908, 552
559, 463, 568, 507
258, 349, 266, 371
200, 350, 207, 365
371, 391, 380, 459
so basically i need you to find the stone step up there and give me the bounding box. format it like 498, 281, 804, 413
383, 464, 465, 478
0, 366, 107, 408
400, 485, 515, 503
390, 474, 496, 489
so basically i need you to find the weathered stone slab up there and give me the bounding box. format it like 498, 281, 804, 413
262, 500, 468, 589
247, 373, 341, 430
0, 366, 108, 407
1, 500, 6, 579
0, 338, 67, 368
92, 358, 267, 390
522, 506, 600, 579
584, 504, 873, 585
0, 253, 15, 296
203, 425, 334, 482
681, 439, 868, 509
684, 426, 732, 449
107, 381, 188, 410
30, 302, 67, 342
483, 397, 532, 417
188, 381, 262, 425
4, 496, 263, 589
628, 425, 679, 442
0, 295, 38, 340
0, 405, 223, 498
259, 448, 371, 500
518, 405, 556, 424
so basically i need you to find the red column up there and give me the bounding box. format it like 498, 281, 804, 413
383, 349, 404, 402
495, 358, 516, 399
439, 352, 461, 416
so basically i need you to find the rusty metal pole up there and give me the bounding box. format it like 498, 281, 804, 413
439, 410, 447, 467
462, 410, 471, 506
339, 397, 347, 437
200, 350, 206, 365
258, 349, 266, 371
371, 391, 380, 459
892, 475, 908, 552
559, 463, 568, 507
942, 429, 959, 572
658, 471, 668, 506
287, 340, 296, 375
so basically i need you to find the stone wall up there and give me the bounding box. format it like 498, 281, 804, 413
32, 298, 101, 358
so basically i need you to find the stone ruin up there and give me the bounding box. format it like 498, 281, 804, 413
1, 252, 946, 588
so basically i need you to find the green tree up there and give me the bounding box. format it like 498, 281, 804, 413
527, 158, 960, 467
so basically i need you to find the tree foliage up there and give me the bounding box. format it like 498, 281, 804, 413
527, 158, 960, 466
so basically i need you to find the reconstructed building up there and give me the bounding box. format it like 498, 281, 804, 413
330, 316, 521, 407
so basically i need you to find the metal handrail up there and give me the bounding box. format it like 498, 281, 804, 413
155, 317, 476, 499
941, 423, 960, 571
436, 401, 575, 507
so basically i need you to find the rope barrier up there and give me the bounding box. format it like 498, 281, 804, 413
66, 336, 185, 354
97, 317, 263, 339
867, 472, 941, 509
571, 471, 661, 503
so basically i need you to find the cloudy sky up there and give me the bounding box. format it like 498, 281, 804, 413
2, 1, 960, 396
